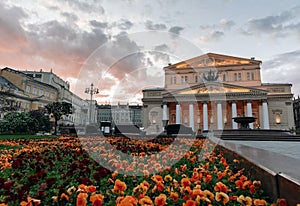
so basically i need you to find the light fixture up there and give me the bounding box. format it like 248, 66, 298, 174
276, 114, 281, 124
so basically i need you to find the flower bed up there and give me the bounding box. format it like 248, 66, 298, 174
0, 136, 291, 205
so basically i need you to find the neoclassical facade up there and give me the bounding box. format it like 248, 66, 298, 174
142, 53, 295, 134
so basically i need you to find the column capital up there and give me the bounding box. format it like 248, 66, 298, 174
231, 100, 236, 104
262, 99, 268, 103
246, 99, 252, 103
202, 101, 208, 104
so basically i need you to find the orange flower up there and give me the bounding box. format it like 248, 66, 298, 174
139, 196, 154, 206
203, 174, 212, 183
237, 195, 252, 206
181, 177, 191, 188
164, 175, 172, 182
88, 185, 97, 193
169, 192, 179, 201
61, 193, 69, 201
203, 190, 214, 201
152, 175, 163, 183
242, 180, 253, 189
180, 164, 187, 171
215, 192, 229, 204
90, 194, 104, 206
77, 193, 88, 206
214, 182, 229, 193
116, 196, 138, 206
192, 185, 204, 198
183, 200, 196, 206
0, 204, 8, 206
112, 171, 118, 179
20, 197, 41, 206
156, 182, 164, 192
276, 199, 287, 206
154, 194, 167, 206
253, 199, 267, 206
78, 184, 88, 193
112, 179, 127, 194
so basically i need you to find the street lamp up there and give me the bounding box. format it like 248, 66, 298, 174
85, 83, 99, 124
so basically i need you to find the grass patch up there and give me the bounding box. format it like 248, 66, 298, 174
0, 134, 58, 140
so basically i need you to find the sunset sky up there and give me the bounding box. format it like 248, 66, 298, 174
1, 0, 300, 104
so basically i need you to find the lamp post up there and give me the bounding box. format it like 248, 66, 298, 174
85, 83, 99, 124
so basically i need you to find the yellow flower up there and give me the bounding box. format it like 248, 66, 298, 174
215, 192, 229, 204
139, 196, 154, 206
164, 175, 172, 182
237, 195, 252, 206
253, 199, 267, 206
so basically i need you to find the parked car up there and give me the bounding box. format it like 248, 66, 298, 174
165, 124, 195, 137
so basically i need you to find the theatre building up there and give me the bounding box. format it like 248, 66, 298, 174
142, 53, 295, 134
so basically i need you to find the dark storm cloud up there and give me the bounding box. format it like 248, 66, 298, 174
118, 19, 134, 30
242, 6, 300, 37
168, 26, 184, 35
145, 20, 167, 30
0, 2, 28, 52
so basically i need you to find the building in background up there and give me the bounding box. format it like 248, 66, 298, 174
97, 103, 142, 127
142, 53, 295, 134
0, 68, 59, 117
0, 67, 95, 127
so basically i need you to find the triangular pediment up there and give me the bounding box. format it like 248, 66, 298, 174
165, 53, 261, 69
164, 82, 267, 96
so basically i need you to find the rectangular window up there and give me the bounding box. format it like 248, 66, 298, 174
251, 72, 255, 80
185, 76, 188, 83
45, 91, 49, 97
33, 87, 37, 95
238, 73, 241, 81
39, 89, 44, 96
247, 72, 250, 80
25, 85, 30, 93
195, 75, 198, 83
234, 73, 237, 81
171, 76, 176, 84
223, 74, 226, 81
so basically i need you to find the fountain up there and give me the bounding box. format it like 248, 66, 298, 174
232, 116, 256, 129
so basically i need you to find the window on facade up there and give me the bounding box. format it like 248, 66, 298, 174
246, 72, 250, 80
195, 75, 198, 83
251, 72, 255, 80
35, 74, 42, 78
234, 73, 237, 81
171, 76, 176, 84
45, 91, 49, 97
181, 76, 188, 84
238, 73, 242, 81
223, 74, 226, 81
39, 89, 44, 96
25, 85, 30, 93
33, 87, 37, 95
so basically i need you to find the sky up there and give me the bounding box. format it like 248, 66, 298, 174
1, 0, 300, 104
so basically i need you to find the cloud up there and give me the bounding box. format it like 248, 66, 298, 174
242, 6, 300, 37
168, 26, 184, 35
262, 50, 300, 94
145, 20, 167, 30
0, 2, 28, 52
219, 19, 235, 30
61, 12, 79, 22
196, 30, 224, 43
63, 0, 105, 15
118, 19, 134, 30
90, 20, 108, 28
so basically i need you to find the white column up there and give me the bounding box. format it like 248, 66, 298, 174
262, 100, 270, 129
232, 101, 238, 129
247, 100, 253, 129
176, 103, 181, 124
163, 104, 168, 120
189, 103, 194, 131
217, 102, 223, 130
203, 102, 208, 131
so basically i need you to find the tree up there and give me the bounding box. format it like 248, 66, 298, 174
45, 102, 73, 135
0, 111, 38, 134
29, 110, 50, 132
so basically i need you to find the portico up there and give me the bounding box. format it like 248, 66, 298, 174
161, 81, 270, 132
